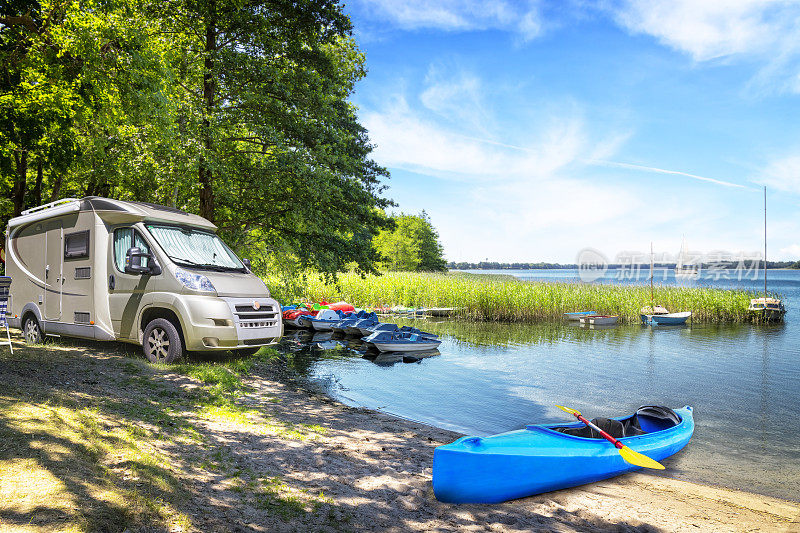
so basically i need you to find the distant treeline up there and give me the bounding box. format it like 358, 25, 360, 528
448, 262, 578, 270
448, 261, 800, 270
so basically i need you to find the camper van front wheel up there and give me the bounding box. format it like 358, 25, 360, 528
143, 318, 183, 364
23, 316, 43, 345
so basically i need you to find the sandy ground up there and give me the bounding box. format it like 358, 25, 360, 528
228, 367, 800, 533
1, 339, 799, 532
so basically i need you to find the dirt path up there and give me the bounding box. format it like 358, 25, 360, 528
1, 337, 798, 532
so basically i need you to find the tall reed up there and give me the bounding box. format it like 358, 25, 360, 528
267, 271, 759, 324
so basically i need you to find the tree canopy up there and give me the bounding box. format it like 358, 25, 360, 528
373, 212, 447, 272
1, 0, 391, 275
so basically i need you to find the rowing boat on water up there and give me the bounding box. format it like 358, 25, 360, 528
651, 311, 692, 325
433, 405, 694, 504
563, 311, 596, 321
579, 314, 618, 326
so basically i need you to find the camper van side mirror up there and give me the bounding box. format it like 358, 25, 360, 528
242, 258, 251, 271
125, 247, 160, 275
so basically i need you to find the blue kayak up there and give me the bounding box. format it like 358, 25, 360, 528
433, 405, 694, 504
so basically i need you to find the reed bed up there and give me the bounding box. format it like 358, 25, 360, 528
269, 271, 759, 324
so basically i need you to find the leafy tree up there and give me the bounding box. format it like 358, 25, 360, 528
374, 211, 447, 272
0, 0, 173, 224
150, 0, 392, 274
1, 0, 391, 276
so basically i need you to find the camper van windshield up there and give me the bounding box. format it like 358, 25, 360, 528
146, 225, 244, 271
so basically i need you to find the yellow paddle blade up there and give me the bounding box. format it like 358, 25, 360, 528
619, 445, 665, 470
556, 405, 581, 416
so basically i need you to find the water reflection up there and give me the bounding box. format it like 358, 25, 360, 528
275, 270, 800, 502
278, 328, 442, 368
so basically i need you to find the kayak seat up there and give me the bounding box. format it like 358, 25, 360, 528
552, 406, 681, 438
554, 416, 645, 439
635, 405, 681, 433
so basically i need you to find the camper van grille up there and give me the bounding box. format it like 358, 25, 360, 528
234, 304, 275, 313
231, 303, 277, 328
224, 298, 280, 343
233, 304, 277, 322
239, 321, 274, 328
74, 312, 90, 324
75, 267, 91, 279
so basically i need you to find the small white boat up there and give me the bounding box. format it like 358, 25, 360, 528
748, 298, 786, 322
651, 311, 692, 326
579, 315, 618, 326
425, 307, 460, 317
308, 309, 343, 331
674, 236, 699, 280
747, 189, 786, 323
563, 311, 596, 321
640, 305, 669, 324
363, 331, 442, 352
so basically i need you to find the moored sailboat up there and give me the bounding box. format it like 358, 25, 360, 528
748, 187, 786, 322
674, 236, 699, 279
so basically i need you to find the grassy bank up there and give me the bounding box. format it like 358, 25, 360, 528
0, 340, 336, 532
270, 271, 760, 324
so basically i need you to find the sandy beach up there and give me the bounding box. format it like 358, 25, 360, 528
1, 339, 798, 532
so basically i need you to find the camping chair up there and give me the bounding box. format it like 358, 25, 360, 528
0, 298, 12, 354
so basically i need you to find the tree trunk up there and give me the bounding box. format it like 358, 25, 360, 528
12, 151, 28, 216
32, 156, 43, 206
50, 172, 63, 202
199, 17, 216, 222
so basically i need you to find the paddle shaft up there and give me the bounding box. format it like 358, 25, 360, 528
570, 412, 624, 450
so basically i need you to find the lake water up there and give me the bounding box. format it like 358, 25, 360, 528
276, 269, 800, 502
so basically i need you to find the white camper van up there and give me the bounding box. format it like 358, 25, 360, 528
5, 197, 282, 363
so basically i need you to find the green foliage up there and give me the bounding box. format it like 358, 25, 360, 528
1, 0, 391, 276
1, 0, 176, 218
282, 271, 759, 324
373, 211, 447, 272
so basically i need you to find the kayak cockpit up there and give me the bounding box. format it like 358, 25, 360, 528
534, 405, 683, 439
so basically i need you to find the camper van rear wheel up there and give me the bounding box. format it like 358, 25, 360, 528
23, 316, 43, 345
143, 318, 183, 364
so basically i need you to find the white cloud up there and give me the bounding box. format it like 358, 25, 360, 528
779, 244, 800, 259
756, 154, 800, 194
610, 1, 800, 93
362, 95, 588, 181
351, 0, 544, 41
611, 0, 791, 61
591, 160, 750, 189
420, 65, 489, 132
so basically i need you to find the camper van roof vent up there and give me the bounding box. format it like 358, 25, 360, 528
128, 201, 189, 216
20, 198, 80, 216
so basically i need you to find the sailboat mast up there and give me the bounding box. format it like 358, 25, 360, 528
764, 186, 768, 296
650, 241, 654, 306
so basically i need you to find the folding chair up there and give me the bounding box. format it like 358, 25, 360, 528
0, 298, 12, 354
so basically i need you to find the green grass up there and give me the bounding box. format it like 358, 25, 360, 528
269, 271, 762, 324
0, 341, 338, 532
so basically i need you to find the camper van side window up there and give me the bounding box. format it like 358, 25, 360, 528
64, 230, 90, 259
113, 228, 151, 272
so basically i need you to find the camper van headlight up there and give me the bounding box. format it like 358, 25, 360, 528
175, 268, 216, 293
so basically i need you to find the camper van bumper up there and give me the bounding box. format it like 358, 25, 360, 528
171, 295, 282, 351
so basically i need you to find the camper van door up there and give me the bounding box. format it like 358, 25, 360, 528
108, 227, 158, 339
44, 221, 63, 320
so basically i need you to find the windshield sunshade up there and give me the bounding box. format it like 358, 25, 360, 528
146, 225, 243, 269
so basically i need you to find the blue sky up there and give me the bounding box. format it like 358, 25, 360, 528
344, 1, 800, 263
